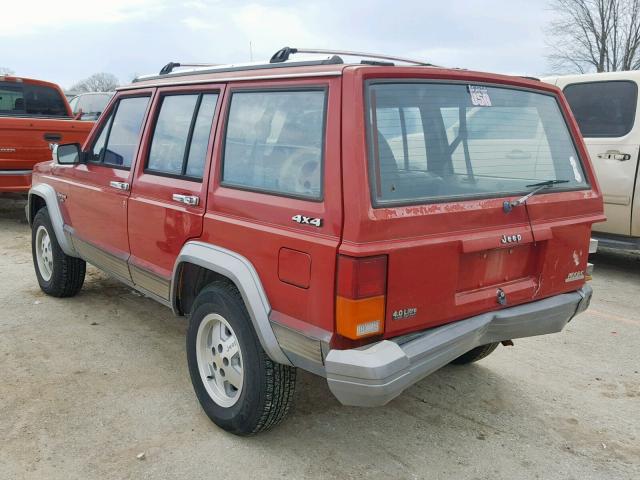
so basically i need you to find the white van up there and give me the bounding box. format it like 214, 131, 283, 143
543, 72, 640, 250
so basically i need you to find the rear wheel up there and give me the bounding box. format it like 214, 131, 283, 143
32, 207, 86, 297
186, 282, 296, 435
451, 342, 499, 365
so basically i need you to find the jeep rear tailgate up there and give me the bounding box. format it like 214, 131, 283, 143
340, 68, 604, 339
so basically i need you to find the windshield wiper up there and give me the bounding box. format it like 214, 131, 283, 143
503, 179, 569, 213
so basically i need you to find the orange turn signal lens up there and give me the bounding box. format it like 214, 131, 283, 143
336, 295, 385, 339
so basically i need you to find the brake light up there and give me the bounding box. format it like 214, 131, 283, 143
336, 255, 387, 339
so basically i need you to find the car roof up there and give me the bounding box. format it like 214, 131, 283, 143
119, 62, 553, 95
542, 70, 640, 85
0, 75, 64, 90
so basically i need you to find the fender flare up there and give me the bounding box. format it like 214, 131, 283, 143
171, 241, 292, 366
28, 184, 78, 257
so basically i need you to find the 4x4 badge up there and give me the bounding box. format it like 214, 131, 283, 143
292, 214, 322, 227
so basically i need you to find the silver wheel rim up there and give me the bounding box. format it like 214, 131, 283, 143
196, 313, 244, 407
35, 225, 54, 282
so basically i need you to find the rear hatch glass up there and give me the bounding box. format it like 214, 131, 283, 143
367, 82, 588, 205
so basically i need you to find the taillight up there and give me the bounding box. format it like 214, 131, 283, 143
335, 255, 387, 339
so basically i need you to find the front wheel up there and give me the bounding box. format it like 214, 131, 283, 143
31, 207, 86, 297
186, 282, 296, 435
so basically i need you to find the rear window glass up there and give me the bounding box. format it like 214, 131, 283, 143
368, 82, 588, 206
563, 81, 637, 137
147, 93, 218, 179
222, 90, 326, 199
0, 82, 67, 116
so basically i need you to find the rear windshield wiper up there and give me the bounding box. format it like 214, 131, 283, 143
504, 179, 569, 212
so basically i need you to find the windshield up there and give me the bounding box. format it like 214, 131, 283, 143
72, 93, 112, 114
0, 82, 68, 116
367, 82, 588, 206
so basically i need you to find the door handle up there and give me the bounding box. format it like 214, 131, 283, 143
172, 193, 200, 206
597, 150, 632, 161
109, 181, 130, 191
44, 133, 62, 142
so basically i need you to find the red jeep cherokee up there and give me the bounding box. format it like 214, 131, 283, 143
27, 48, 604, 435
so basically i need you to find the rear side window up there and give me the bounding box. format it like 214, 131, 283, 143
222, 89, 326, 199
147, 93, 218, 179
367, 82, 587, 206
563, 81, 637, 137
0, 82, 67, 116
88, 96, 150, 168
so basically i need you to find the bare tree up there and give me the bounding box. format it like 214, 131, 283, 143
69, 72, 119, 93
547, 0, 640, 73
0, 67, 15, 75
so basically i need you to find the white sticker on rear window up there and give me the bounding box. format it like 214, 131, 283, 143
569, 156, 583, 183
468, 85, 492, 106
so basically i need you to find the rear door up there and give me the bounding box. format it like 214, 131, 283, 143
341, 72, 603, 338
127, 85, 223, 300
561, 80, 640, 236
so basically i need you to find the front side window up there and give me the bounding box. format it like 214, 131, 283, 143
147, 93, 218, 179
222, 90, 326, 199
88, 96, 149, 168
368, 82, 587, 205
0, 82, 67, 116
563, 80, 637, 138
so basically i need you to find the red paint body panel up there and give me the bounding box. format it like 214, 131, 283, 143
278, 248, 312, 289
0, 77, 93, 192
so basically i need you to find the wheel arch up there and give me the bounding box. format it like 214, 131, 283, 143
171, 241, 291, 366
27, 184, 78, 257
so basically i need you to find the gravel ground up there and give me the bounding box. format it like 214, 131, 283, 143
1, 195, 639, 480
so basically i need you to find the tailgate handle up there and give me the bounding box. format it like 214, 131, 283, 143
461, 227, 552, 253
597, 150, 631, 161
44, 133, 62, 142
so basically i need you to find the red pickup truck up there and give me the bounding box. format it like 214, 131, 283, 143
0, 76, 94, 192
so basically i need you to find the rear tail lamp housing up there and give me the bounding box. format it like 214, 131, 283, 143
335, 255, 387, 340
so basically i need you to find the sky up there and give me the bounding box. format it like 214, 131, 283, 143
0, 0, 555, 90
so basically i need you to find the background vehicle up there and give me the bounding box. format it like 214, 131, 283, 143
544, 72, 640, 251
0, 76, 94, 193
27, 48, 603, 435
68, 92, 114, 121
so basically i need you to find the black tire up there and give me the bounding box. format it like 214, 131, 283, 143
31, 207, 86, 297
451, 342, 499, 365
186, 281, 296, 435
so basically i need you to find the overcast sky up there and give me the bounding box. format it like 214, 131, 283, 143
1, 0, 555, 89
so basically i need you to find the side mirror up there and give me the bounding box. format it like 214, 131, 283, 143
55, 143, 82, 165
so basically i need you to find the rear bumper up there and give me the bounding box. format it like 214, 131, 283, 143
0, 170, 32, 193
325, 285, 592, 407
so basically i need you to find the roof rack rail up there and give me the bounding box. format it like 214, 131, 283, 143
159, 62, 222, 75
270, 47, 434, 66
133, 47, 436, 83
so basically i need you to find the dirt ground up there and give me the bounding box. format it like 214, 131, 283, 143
0, 195, 638, 480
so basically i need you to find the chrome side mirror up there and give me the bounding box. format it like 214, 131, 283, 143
54, 143, 81, 165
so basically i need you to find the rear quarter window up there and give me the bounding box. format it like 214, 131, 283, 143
221, 89, 326, 200
563, 80, 637, 138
